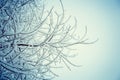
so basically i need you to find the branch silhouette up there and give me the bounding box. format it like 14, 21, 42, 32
0, 0, 97, 80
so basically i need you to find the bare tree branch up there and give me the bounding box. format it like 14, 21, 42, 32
0, 0, 97, 80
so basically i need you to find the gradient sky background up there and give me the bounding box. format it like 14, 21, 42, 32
0, 0, 120, 80
47, 0, 120, 80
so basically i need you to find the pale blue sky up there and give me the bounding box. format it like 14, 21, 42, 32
0, 0, 120, 80
51, 0, 120, 80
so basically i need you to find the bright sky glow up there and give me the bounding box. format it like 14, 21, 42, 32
49, 0, 120, 80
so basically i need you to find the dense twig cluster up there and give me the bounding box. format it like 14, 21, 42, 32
0, 0, 96, 80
